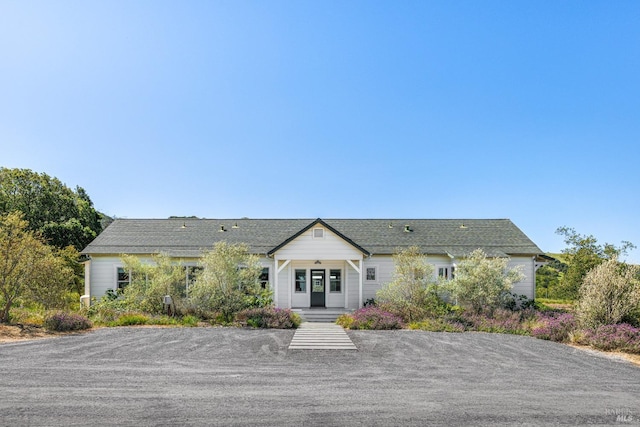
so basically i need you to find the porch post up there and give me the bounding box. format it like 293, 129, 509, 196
347, 259, 363, 308
344, 261, 348, 309
273, 256, 279, 308
275, 258, 291, 308
359, 259, 363, 308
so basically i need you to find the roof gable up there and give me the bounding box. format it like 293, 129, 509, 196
267, 218, 370, 256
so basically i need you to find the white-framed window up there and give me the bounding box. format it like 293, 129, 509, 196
329, 269, 342, 293
313, 228, 324, 239
438, 266, 455, 280
365, 266, 377, 282
295, 269, 307, 292
116, 267, 131, 290
260, 267, 270, 289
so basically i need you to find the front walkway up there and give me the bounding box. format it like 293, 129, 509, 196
288, 322, 357, 350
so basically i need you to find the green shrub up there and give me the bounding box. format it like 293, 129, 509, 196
576, 259, 640, 329
109, 313, 149, 326
376, 246, 446, 322
44, 311, 92, 332
336, 313, 354, 329
181, 315, 200, 327
236, 307, 301, 329
443, 249, 524, 314
8, 307, 45, 326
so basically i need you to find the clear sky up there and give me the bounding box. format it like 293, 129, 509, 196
1, 1, 639, 262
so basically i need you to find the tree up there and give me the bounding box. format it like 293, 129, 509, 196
0, 168, 103, 250
376, 246, 445, 322
188, 242, 264, 322
535, 258, 567, 299
444, 249, 524, 314
576, 258, 640, 329
556, 227, 635, 300
120, 253, 187, 314
0, 212, 72, 323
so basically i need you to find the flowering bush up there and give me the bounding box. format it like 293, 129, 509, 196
530, 312, 577, 342
236, 307, 301, 329
44, 311, 92, 332
580, 324, 640, 353
340, 307, 404, 330
459, 308, 536, 335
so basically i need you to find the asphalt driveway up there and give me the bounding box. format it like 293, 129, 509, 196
0, 327, 638, 426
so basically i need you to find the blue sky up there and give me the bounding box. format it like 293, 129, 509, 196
1, 1, 639, 262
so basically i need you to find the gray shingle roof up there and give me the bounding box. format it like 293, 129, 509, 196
81, 218, 543, 258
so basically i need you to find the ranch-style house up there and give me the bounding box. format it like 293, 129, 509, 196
80, 218, 546, 309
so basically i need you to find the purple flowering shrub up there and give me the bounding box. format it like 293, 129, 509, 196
339, 307, 404, 330
44, 311, 92, 332
530, 312, 577, 342
580, 324, 640, 353
236, 307, 301, 329
459, 308, 536, 335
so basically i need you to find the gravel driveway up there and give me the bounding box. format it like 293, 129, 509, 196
0, 327, 638, 426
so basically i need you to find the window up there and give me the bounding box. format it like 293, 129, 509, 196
182, 266, 203, 297
295, 269, 307, 292
260, 267, 269, 289
329, 269, 341, 293
313, 228, 324, 238
117, 267, 130, 290
365, 266, 377, 282
188, 266, 203, 285
438, 266, 455, 280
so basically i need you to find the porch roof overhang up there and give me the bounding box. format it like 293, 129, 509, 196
267, 218, 371, 257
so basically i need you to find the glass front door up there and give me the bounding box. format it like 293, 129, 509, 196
310, 269, 325, 307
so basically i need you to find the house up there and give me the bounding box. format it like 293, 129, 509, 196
80, 218, 546, 309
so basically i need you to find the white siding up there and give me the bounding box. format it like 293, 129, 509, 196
508, 256, 536, 300
88, 256, 123, 297
325, 262, 346, 308
362, 256, 395, 302
276, 263, 291, 309
346, 263, 359, 310
274, 226, 363, 260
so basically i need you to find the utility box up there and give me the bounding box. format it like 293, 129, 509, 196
80, 295, 91, 308
163, 295, 174, 316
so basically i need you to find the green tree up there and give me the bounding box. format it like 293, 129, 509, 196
120, 253, 187, 314
376, 246, 445, 322
576, 258, 640, 328
188, 242, 264, 322
444, 249, 524, 314
535, 258, 567, 299
556, 227, 635, 300
0, 167, 103, 250
0, 213, 72, 322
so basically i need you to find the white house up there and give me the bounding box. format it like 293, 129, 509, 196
80, 218, 547, 309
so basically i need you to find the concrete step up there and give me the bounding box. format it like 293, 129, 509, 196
292, 309, 352, 323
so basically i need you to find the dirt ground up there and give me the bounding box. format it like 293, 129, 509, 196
0, 324, 64, 343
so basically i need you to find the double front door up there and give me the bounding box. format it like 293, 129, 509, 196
310, 269, 325, 307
